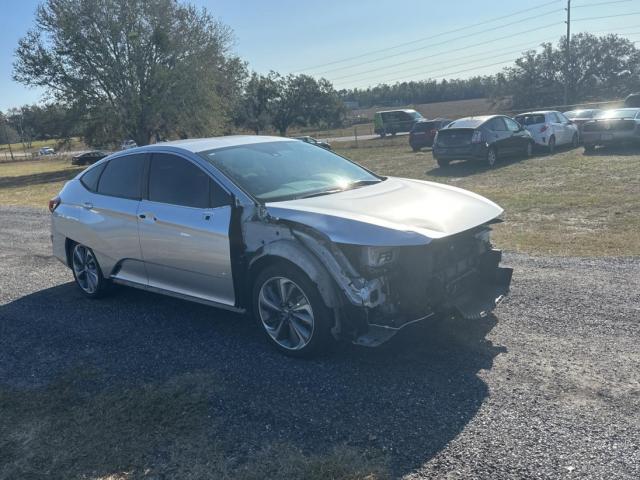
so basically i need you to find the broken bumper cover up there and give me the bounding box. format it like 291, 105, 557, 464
353, 250, 513, 347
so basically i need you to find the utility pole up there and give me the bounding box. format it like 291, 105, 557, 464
564, 0, 571, 107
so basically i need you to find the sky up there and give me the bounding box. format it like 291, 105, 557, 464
1, 0, 639, 111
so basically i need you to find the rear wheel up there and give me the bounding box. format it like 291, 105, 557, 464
571, 133, 579, 148
486, 146, 497, 167
436, 157, 449, 168
548, 135, 556, 154
71, 243, 110, 298
524, 141, 533, 158
253, 263, 333, 357
412, 146, 420, 152
584, 143, 596, 153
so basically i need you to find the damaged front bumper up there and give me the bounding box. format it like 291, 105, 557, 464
352, 247, 513, 347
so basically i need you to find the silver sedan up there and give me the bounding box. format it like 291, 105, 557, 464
50, 136, 512, 357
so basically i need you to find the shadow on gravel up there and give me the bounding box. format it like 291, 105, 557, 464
0, 282, 505, 478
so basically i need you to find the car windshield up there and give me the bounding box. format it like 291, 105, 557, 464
515, 114, 546, 125
200, 141, 382, 202
595, 109, 640, 119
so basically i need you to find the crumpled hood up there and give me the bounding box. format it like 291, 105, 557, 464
266, 177, 503, 246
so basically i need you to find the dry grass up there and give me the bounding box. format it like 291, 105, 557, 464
1, 140, 639, 256
0, 156, 83, 207
335, 140, 640, 257
0, 370, 389, 479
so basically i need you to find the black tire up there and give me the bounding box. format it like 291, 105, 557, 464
571, 133, 579, 149
70, 242, 111, 298
379, 132, 386, 138
524, 141, 533, 158
252, 262, 333, 358
584, 144, 596, 153
412, 146, 420, 152
548, 135, 556, 154
486, 146, 498, 167
436, 157, 449, 168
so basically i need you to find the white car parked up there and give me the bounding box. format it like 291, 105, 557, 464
514, 111, 579, 153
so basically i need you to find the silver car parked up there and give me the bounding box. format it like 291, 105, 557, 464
50, 136, 512, 356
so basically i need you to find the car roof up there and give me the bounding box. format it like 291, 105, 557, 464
376, 109, 417, 114
142, 135, 295, 154
515, 111, 556, 116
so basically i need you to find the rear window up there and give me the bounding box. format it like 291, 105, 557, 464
80, 163, 106, 192
515, 114, 546, 125
412, 121, 436, 132
97, 154, 145, 199
446, 118, 483, 128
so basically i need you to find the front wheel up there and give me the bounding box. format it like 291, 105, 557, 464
436, 157, 449, 168
253, 263, 333, 357
548, 135, 556, 154
71, 243, 110, 298
571, 133, 579, 148
584, 144, 596, 153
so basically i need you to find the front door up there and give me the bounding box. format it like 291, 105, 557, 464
138, 152, 235, 305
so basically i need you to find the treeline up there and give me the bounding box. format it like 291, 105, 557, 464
5, 0, 640, 149
340, 76, 497, 109
340, 34, 640, 111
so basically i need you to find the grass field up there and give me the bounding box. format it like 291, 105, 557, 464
1, 140, 638, 256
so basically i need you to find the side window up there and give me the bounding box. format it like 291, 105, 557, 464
550, 112, 562, 123
210, 179, 231, 208
489, 117, 507, 131
80, 162, 106, 192
504, 117, 521, 132
97, 154, 145, 199
148, 153, 211, 208
557, 113, 570, 123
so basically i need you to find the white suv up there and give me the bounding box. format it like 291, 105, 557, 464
514, 111, 579, 153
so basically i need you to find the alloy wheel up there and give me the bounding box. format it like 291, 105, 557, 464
487, 147, 497, 167
72, 244, 100, 294
258, 276, 314, 350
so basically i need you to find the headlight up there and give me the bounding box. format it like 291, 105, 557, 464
361, 246, 397, 268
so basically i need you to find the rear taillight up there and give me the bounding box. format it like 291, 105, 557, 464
429, 129, 438, 135
471, 130, 483, 143
540, 124, 549, 133
48, 196, 61, 213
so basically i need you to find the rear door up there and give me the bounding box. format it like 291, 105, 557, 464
138, 152, 235, 305
549, 112, 568, 144
487, 117, 514, 153
87, 153, 147, 285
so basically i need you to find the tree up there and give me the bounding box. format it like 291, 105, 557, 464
236, 72, 280, 134
14, 0, 245, 146
271, 74, 345, 136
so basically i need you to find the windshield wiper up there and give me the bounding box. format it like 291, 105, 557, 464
292, 178, 384, 200
346, 179, 384, 189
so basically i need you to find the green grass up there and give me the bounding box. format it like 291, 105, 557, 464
0, 156, 83, 207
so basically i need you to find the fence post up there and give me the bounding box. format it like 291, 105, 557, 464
354, 126, 358, 148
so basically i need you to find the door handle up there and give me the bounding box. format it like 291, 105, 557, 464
138, 212, 157, 221
82, 202, 93, 209
202, 212, 214, 221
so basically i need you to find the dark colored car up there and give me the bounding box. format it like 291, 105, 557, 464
71, 150, 109, 166
624, 93, 640, 108
294, 136, 332, 150
409, 118, 452, 151
432, 115, 534, 168
563, 109, 602, 139
581, 108, 640, 152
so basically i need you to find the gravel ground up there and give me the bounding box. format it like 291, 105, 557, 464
0, 206, 639, 479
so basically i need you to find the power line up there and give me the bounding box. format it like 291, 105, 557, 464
316, 11, 564, 76
333, 21, 562, 87
573, 0, 631, 8
332, 38, 555, 84
294, 0, 562, 73
573, 11, 640, 21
